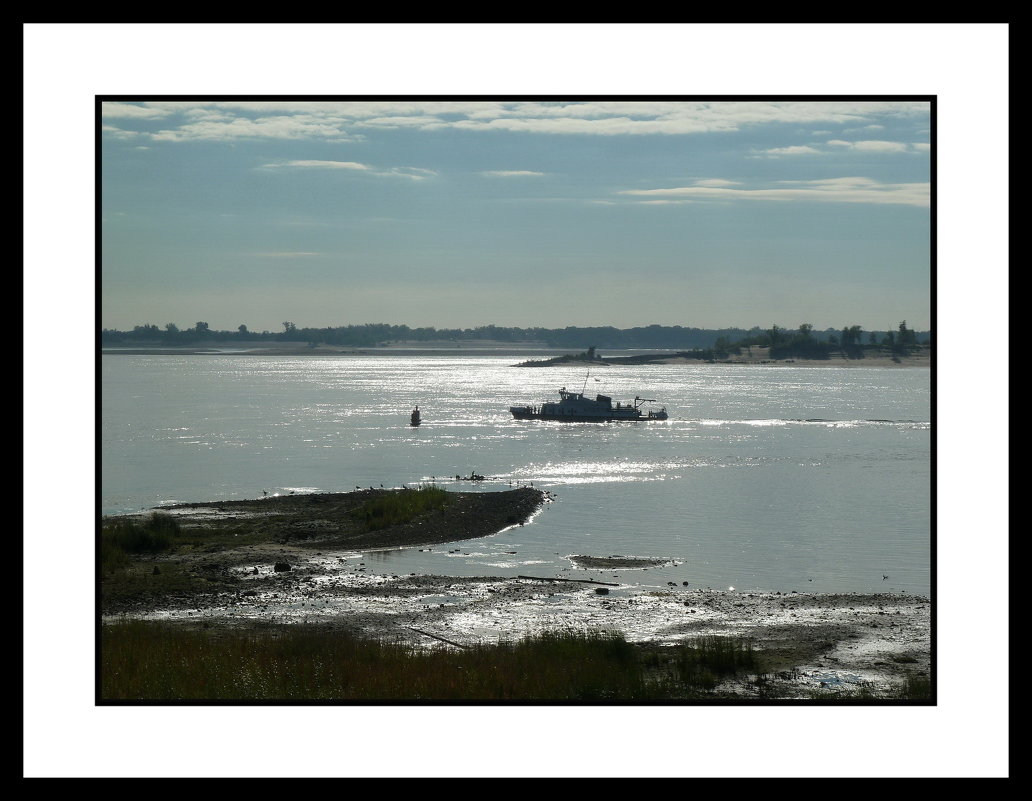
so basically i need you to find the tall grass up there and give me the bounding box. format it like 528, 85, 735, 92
894, 673, 933, 700
644, 635, 758, 691
101, 623, 733, 701
102, 623, 929, 701
101, 513, 179, 573
357, 485, 452, 531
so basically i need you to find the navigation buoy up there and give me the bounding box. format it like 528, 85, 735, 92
410, 406, 421, 426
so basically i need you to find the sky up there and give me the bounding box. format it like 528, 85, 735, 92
101, 98, 932, 333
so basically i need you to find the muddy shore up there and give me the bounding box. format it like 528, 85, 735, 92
141, 485, 547, 552
102, 488, 930, 699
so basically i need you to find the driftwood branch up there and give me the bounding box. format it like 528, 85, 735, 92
405, 626, 469, 648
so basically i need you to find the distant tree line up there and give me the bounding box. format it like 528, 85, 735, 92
714, 320, 928, 360
100, 320, 931, 354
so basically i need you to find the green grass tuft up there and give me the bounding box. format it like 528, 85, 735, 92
102, 623, 777, 701
669, 635, 758, 690
892, 673, 933, 700
102, 623, 654, 700
357, 485, 453, 531
101, 513, 179, 573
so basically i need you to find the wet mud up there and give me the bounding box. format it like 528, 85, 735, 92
103, 487, 930, 699
140, 486, 546, 552
104, 555, 930, 699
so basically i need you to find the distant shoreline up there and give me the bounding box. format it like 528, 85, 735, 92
102, 344, 932, 366
516, 347, 931, 368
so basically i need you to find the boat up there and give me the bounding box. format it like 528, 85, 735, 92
510, 386, 668, 422
410, 406, 421, 426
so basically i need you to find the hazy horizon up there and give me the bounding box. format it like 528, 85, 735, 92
103, 318, 931, 336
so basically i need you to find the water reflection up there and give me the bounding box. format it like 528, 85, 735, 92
103, 355, 930, 593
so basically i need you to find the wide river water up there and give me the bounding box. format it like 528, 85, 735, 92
101, 351, 932, 595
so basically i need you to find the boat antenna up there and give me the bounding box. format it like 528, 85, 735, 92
582, 369, 590, 394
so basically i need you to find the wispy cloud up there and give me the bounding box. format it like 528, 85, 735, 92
262, 160, 371, 171
619, 176, 930, 207
101, 124, 139, 139
100, 100, 930, 141
101, 102, 173, 119
375, 166, 437, 180
150, 114, 358, 142
757, 145, 822, 156
692, 178, 742, 187
259, 161, 436, 180
827, 139, 911, 153
753, 138, 927, 157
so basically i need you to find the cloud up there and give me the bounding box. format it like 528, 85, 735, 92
150, 114, 357, 142
101, 125, 139, 139
850, 140, 910, 153
101, 102, 172, 119
757, 145, 822, 156
619, 176, 930, 207
755, 138, 927, 157
259, 160, 435, 180
372, 167, 438, 180
262, 160, 371, 171
357, 115, 450, 129
827, 139, 912, 153
454, 101, 927, 132
479, 170, 547, 177
102, 100, 930, 141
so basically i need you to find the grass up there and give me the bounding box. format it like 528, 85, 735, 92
356, 485, 453, 531
97, 502, 929, 702
895, 673, 933, 700
100, 512, 244, 605
101, 513, 179, 573
101, 560, 224, 609
100, 621, 931, 701
101, 622, 760, 701
641, 635, 759, 692
673, 635, 758, 690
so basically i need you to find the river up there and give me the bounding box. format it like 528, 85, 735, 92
101, 352, 931, 595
